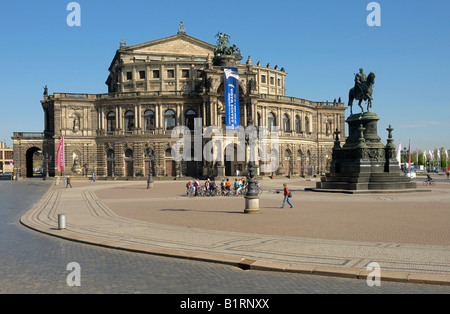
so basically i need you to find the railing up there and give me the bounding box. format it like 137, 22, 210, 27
258, 94, 344, 107
13, 132, 46, 138
47, 91, 344, 108
50, 90, 201, 100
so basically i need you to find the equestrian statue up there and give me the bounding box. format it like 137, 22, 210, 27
348, 68, 376, 114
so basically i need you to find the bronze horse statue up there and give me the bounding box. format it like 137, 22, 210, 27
348, 72, 375, 114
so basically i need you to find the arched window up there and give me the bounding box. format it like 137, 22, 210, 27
107, 149, 115, 160
124, 149, 134, 177
125, 149, 133, 159
144, 110, 155, 130
185, 109, 197, 130
107, 149, 115, 177
282, 114, 290, 132
305, 116, 311, 134
268, 112, 276, 132
295, 115, 301, 133
165, 148, 173, 158
107, 111, 116, 132
124, 111, 135, 131
285, 149, 292, 159
164, 109, 176, 130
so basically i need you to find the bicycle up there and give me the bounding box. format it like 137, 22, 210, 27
242, 186, 263, 195
422, 180, 436, 186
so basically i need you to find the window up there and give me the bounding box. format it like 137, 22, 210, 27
139, 70, 146, 79
144, 110, 155, 130
295, 115, 301, 133
126, 71, 132, 80
261, 75, 266, 84
167, 70, 175, 78
278, 78, 281, 87
125, 149, 133, 159
164, 109, 176, 130
305, 116, 311, 133
282, 114, 290, 132
270, 77, 275, 85
181, 70, 190, 78
107, 111, 116, 132
124, 110, 135, 131
185, 109, 197, 130
107, 149, 114, 160
268, 112, 276, 132
257, 113, 261, 127
153, 70, 160, 79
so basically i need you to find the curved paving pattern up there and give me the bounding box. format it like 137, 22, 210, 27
20, 180, 450, 285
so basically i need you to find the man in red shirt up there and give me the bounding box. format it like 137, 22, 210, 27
281, 183, 294, 208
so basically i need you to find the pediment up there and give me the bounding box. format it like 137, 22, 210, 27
127, 34, 215, 57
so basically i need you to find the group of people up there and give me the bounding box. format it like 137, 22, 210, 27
186, 178, 259, 197
186, 178, 293, 208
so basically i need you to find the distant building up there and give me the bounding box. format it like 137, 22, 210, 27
12, 26, 345, 179
0, 142, 13, 173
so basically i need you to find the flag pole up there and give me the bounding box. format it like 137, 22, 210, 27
408, 139, 411, 175
63, 135, 66, 186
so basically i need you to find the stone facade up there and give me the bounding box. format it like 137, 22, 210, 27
0, 142, 13, 174
13, 30, 346, 179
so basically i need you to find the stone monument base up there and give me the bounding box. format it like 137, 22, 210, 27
314, 111, 418, 193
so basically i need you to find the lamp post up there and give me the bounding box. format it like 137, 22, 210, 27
244, 117, 260, 214
320, 154, 325, 176
90, 153, 97, 181
147, 148, 155, 189
43, 152, 51, 180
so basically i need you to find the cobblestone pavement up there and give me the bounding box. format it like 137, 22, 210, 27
1, 179, 449, 294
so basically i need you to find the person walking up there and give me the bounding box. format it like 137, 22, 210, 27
66, 176, 72, 188
281, 183, 293, 208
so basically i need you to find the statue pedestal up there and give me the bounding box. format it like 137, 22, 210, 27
217, 165, 225, 178
315, 112, 417, 192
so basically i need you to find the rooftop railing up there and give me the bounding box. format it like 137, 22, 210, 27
46, 92, 345, 107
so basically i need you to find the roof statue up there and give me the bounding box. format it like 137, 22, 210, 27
214, 32, 240, 56
177, 21, 186, 35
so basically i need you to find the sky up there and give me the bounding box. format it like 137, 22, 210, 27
0, 0, 449, 153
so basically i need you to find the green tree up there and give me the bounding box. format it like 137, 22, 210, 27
418, 153, 424, 166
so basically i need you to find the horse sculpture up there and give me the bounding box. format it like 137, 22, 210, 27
348, 72, 376, 114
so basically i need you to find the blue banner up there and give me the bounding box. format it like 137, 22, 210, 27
224, 67, 240, 130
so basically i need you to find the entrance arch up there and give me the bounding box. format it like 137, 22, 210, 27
26, 147, 42, 178
165, 148, 176, 177
224, 143, 245, 177
284, 149, 292, 176
124, 149, 134, 177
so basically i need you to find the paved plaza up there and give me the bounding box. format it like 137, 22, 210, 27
20, 175, 450, 286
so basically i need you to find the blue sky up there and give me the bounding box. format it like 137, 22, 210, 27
0, 0, 449, 153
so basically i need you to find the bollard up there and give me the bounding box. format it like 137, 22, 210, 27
58, 214, 66, 230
